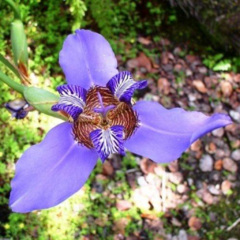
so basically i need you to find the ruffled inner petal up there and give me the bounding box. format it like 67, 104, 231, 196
125, 101, 232, 163
90, 125, 125, 161
52, 84, 87, 120
107, 71, 147, 103
10, 122, 98, 213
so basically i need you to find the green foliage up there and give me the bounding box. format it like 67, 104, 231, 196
66, 0, 87, 31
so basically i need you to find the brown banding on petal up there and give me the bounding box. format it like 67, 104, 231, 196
73, 86, 138, 148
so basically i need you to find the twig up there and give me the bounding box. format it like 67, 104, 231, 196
227, 218, 240, 231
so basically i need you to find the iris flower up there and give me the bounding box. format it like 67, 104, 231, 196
10, 30, 232, 213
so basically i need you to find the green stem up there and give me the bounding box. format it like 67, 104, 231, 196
0, 53, 21, 79
0, 70, 24, 94
4, 0, 21, 20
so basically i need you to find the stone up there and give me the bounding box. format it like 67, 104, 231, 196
190, 139, 202, 151
212, 128, 224, 137
140, 158, 157, 174
214, 159, 223, 170
168, 160, 179, 172
231, 149, 240, 161
116, 200, 132, 211
221, 180, 231, 194
188, 216, 202, 230
192, 80, 207, 93
208, 185, 221, 195
158, 78, 171, 95
202, 191, 214, 204
223, 158, 238, 172
177, 184, 188, 194
102, 161, 114, 176
169, 172, 183, 184
137, 176, 148, 187
178, 229, 188, 240
199, 155, 213, 172
220, 81, 233, 97
229, 110, 240, 122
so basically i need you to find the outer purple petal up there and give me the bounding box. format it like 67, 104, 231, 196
10, 122, 98, 213
125, 101, 232, 163
59, 29, 118, 89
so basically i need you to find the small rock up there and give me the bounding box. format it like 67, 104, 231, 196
220, 81, 233, 97
199, 155, 213, 172
171, 217, 182, 227
198, 66, 208, 74
206, 142, 216, 153
161, 52, 169, 65
158, 78, 171, 95
202, 191, 214, 204
214, 149, 226, 159
208, 185, 221, 195
231, 149, 240, 161
187, 178, 194, 186
102, 161, 114, 176
169, 172, 183, 184
168, 160, 179, 172
188, 236, 200, 240
137, 36, 152, 45
221, 180, 231, 194
177, 184, 188, 194
214, 159, 223, 171
223, 158, 238, 172
178, 229, 188, 240
192, 80, 207, 93
116, 200, 132, 211
154, 165, 166, 176
191, 139, 202, 151
140, 158, 157, 174
188, 216, 202, 230
185, 69, 193, 76
212, 128, 224, 138
188, 93, 197, 102
137, 176, 148, 187
229, 110, 240, 122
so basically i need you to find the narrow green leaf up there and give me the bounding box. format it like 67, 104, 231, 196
4, 0, 21, 20
0, 53, 20, 79
23, 87, 67, 121
0, 70, 24, 93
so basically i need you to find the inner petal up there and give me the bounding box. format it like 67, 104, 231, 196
52, 84, 87, 120
107, 71, 147, 103
89, 125, 125, 161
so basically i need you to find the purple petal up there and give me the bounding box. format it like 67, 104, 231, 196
59, 29, 118, 89
52, 84, 87, 120
106, 71, 147, 103
10, 122, 98, 213
125, 101, 232, 163
90, 125, 125, 162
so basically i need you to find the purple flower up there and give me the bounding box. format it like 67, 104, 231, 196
10, 30, 232, 213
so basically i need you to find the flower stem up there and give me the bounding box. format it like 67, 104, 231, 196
0, 70, 24, 94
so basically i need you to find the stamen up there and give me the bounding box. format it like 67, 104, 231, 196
93, 92, 115, 119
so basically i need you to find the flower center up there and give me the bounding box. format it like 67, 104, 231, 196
73, 86, 138, 148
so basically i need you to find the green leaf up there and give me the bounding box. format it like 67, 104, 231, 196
213, 60, 231, 71
23, 87, 67, 120
0, 53, 20, 79
0, 70, 24, 94
11, 19, 28, 68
